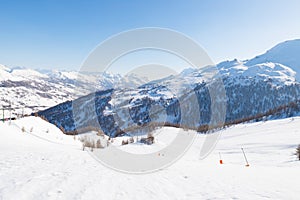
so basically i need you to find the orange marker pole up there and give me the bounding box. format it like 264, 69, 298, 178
219, 152, 223, 164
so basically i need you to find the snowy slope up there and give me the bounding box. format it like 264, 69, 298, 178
0, 116, 299, 199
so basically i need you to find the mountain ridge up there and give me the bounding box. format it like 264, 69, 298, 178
2, 39, 300, 134
37, 39, 300, 135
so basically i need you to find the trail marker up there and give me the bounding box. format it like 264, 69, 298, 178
241, 148, 250, 167
219, 152, 223, 164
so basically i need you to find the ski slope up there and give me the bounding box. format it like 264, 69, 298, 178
0, 116, 299, 199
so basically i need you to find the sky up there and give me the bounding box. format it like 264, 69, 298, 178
0, 0, 300, 71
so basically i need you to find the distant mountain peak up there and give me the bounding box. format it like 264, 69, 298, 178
0, 64, 11, 72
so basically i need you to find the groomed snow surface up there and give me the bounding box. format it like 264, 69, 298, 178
0, 116, 299, 200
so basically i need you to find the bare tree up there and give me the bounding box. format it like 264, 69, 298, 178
295, 144, 300, 161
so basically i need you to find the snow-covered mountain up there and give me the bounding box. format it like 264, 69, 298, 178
245, 39, 300, 79
217, 59, 296, 85
38, 39, 300, 136
0, 65, 148, 117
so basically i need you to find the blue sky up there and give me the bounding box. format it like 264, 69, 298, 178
0, 0, 300, 71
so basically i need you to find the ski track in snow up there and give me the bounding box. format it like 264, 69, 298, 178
0, 116, 299, 200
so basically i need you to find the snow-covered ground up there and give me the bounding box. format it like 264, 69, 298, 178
0, 116, 299, 199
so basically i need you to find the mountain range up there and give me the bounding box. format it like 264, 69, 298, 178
0, 65, 148, 117
33, 39, 300, 136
